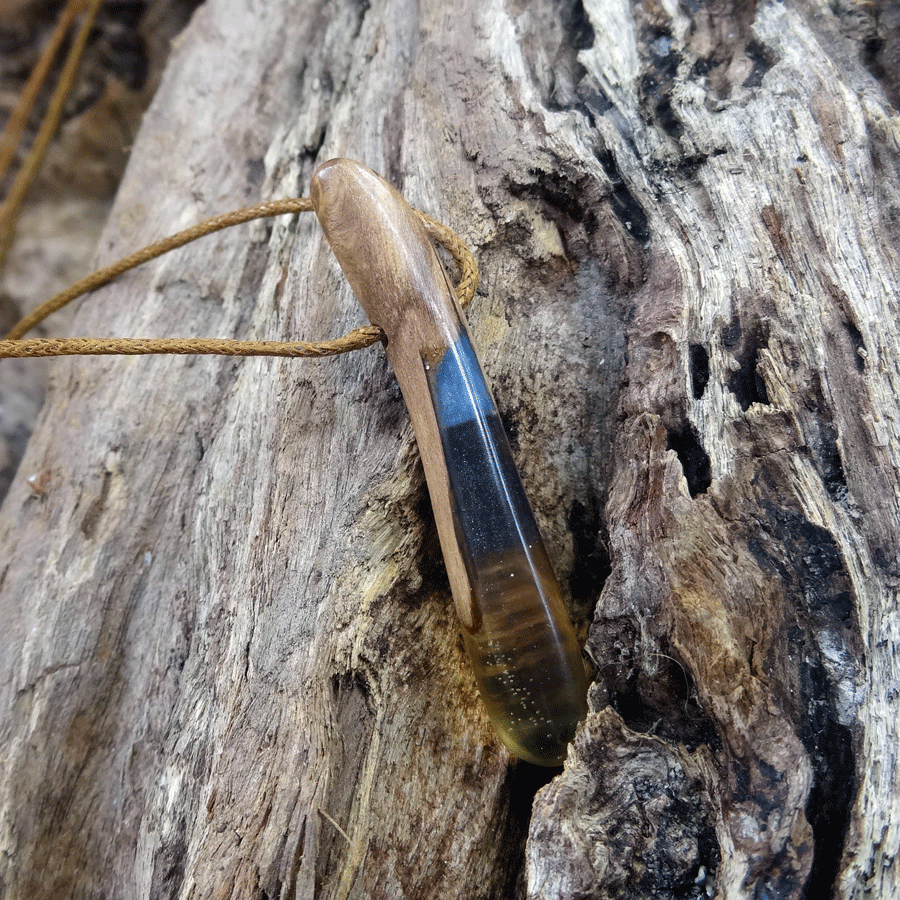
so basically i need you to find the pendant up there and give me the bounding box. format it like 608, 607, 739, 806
311, 159, 588, 766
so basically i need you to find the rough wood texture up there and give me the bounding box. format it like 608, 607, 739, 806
0, 1, 898, 898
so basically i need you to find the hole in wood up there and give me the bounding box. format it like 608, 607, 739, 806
666, 423, 712, 496
723, 315, 770, 411
689, 343, 710, 400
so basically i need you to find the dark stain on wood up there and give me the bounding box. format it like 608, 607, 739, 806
150, 814, 188, 899
566, 496, 610, 626
683, 0, 768, 99
841, 320, 866, 373
741, 494, 860, 894
315, 670, 375, 892
605, 639, 723, 753
531, 709, 722, 897
802, 694, 855, 898
820, 270, 868, 374
761, 204, 790, 263
800, 375, 850, 503
810, 92, 846, 164
540, 0, 597, 113
639, 69, 683, 141
594, 147, 651, 244
869, 0, 900, 108
504, 159, 648, 291
742, 37, 775, 88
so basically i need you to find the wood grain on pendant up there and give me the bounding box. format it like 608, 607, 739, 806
310, 158, 588, 766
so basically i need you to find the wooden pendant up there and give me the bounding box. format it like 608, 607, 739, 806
311, 159, 588, 766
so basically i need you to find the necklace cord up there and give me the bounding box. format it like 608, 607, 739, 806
0, 2, 477, 360
0, 0, 105, 271
0, 200, 479, 359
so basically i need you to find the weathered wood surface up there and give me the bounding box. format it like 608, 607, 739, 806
1, 1, 899, 898
0, 0, 203, 494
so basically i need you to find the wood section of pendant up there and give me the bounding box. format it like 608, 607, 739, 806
311, 158, 588, 765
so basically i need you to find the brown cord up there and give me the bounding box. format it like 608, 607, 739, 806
5, 198, 314, 340
0, 333, 386, 359
0, 201, 479, 358
0, 0, 104, 270
0, 1, 477, 361
0, 0, 86, 183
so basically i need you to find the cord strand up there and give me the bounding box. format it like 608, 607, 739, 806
0, 200, 478, 359
0, 0, 105, 270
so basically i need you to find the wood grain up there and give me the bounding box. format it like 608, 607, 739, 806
310, 157, 474, 629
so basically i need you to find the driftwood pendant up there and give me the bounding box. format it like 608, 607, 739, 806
311, 159, 588, 765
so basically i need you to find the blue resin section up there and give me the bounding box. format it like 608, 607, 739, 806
425, 329, 588, 765
430, 332, 495, 428
427, 331, 542, 563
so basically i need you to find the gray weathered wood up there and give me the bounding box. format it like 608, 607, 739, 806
1, 0, 899, 898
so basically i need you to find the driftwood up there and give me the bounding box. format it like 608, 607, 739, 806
1, 0, 899, 898
0, 0, 203, 494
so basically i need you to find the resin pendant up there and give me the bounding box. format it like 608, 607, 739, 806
311, 159, 588, 765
